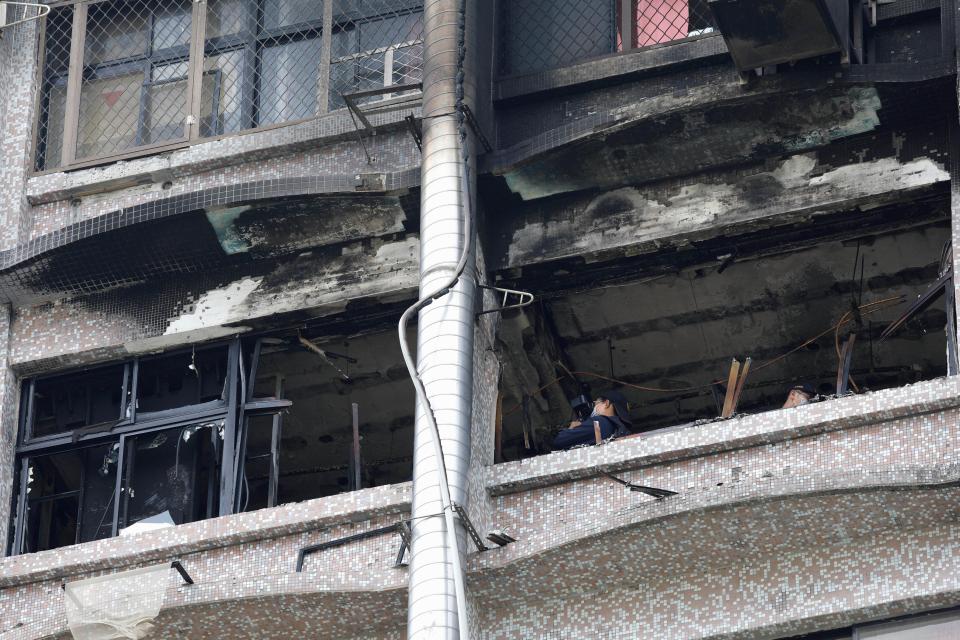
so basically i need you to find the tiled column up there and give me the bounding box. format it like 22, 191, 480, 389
0, 15, 39, 250
0, 304, 18, 552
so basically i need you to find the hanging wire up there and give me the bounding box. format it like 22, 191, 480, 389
396, 1, 472, 637
501, 295, 906, 418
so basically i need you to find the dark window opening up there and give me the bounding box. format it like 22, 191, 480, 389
30, 364, 126, 439
136, 345, 228, 415
119, 422, 220, 529
20, 445, 116, 553
497, 217, 952, 459
10, 325, 415, 555
240, 326, 415, 507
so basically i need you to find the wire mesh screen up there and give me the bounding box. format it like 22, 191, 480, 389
631, 0, 715, 49
35, 0, 424, 171
498, 0, 717, 76
77, 0, 192, 161
499, 0, 616, 77
36, 6, 73, 171
329, 0, 424, 110
201, 0, 326, 135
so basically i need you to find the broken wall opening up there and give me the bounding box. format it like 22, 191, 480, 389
242, 324, 416, 508
496, 212, 952, 459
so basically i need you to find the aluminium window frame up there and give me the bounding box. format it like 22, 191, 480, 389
8, 338, 242, 556
33, 0, 425, 174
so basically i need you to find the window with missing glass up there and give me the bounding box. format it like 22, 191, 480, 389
8, 343, 238, 556
35, 0, 424, 172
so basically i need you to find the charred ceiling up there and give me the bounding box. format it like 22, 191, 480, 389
489, 77, 954, 203
495, 206, 951, 459
0, 191, 419, 305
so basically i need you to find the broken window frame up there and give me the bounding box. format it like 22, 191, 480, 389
8, 338, 246, 556
20, 361, 130, 445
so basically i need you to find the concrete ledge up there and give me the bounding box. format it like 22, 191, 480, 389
26, 106, 419, 206
474, 466, 960, 573
494, 34, 729, 103
485, 376, 960, 496
0, 481, 411, 589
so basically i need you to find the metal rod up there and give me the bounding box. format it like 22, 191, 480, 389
296, 524, 400, 572
351, 402, 361, 491
171, 560, 194, 585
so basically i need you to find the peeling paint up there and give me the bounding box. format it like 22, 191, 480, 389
165, 277, 263, 334
505, 153, 949, 269
808, 157, 949, 190
205, 205, 254, 254
783, 87, 882, 152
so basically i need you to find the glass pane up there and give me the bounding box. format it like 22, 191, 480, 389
85, 4, 149, 65
258, 38, 322, 125
153, 1, 192, 51
201, 50, 246, 135
206, 0, 250, 39
31, 365, 126, 438
137, 346, 228, 414
36, 6, 73, 171
77, 70, 146, 159
329, 10, 423, 109
41, 83, 68, 171
122, 422, 221, 528
358, 11, 421, 51
498, 0, 615, 76
26, 495, 78, 552
262, 0, 323, 30
144, 64, 188, 145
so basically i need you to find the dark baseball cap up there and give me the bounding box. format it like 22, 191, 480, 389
598, 389, 633, 426
788, 382, 817, 397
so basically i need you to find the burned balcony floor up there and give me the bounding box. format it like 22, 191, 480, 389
495, 213, 952, 459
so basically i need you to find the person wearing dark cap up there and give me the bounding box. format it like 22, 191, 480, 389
782, 382, 817, 409
552, 390, 633, 450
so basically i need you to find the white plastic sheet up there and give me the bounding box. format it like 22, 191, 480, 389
64, 564, 170, 640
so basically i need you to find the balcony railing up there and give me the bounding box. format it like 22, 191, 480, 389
498, 0, 716, 77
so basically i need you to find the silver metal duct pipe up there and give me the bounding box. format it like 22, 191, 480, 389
401, 0, 475, 638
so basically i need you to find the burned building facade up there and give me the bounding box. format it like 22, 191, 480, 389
0, 0, 959, 638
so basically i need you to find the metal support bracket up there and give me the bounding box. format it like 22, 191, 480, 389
296, 523, 402, 572
603, 472, 678, 499
404, 114, 422, 152
462, 104, 492, 154
342, 82, 424, 132
476, 284, 534, 317
171, 560, 194, 585
451, 503, 488, 552
394, 521, 412, 567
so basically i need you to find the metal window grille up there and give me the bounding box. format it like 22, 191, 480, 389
329, 0, 424, 110
498, 0, 716, 77
35, 6, 73, 171
628, 0, 715, 49
34, 0, 424, 172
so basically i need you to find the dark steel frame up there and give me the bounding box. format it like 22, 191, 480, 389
9, 337, 244, 555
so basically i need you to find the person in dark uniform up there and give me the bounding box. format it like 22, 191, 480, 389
552, 390, 633, 450
782, 382, 817, 409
